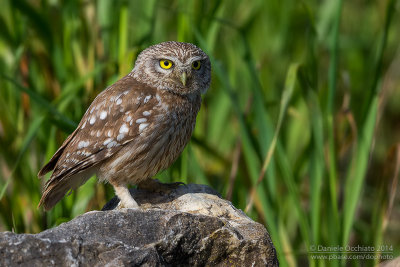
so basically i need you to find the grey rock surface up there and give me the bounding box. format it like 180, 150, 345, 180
0, 184, 278, 266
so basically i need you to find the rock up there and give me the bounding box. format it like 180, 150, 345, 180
0, 184, 278, 266
379, 257, 400, 267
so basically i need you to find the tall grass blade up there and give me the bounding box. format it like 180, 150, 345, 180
245, 63, 299, 213
342, 0, 396, 248
1, 75, 76, 129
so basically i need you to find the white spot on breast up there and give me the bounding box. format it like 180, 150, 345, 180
136, 118, 147, 123
77, 141, 89, 149
116, 98, 122, 105
96, 131, 102, 137
161, 104, 168, 111
107, 130, 113, 137
90, 117, 96, 125
123, 90, 129, 95
119, 124, 129, 134
117, 133, 125, 141
103, 138, 113, 146
156, 94, 161, 102
100, 111, 107, 120
143, 111, 151, 116
144, 95, 151, 103
139, 123, 149, 132
90, 107, 95, 113
81, 121, 87, 129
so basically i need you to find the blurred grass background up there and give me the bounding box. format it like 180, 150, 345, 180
0, 0, 399, 266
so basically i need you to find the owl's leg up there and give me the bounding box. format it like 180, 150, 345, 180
111, 183, 139, 209
137, 179, 185, 193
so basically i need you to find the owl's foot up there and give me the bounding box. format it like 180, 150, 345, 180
112, 183, 139, 209
137, 179, 185, 194
117, 200, 139, 209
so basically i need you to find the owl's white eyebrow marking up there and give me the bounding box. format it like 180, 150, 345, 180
100, 111, 107, 120
143, 111, 151, 116
81, 121, 87, 129
136, 118, 147, 123
117, 133, 125, 141
116, 98, 122, 105
90, 117, 96, 125
119, 124, 129, 134
77, 140, 89, 149
103, 138, 113, 146
139, 123, 149, 132
144, 95, 151, 103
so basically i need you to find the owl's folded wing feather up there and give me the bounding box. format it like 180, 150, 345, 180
38, 75, 161, 209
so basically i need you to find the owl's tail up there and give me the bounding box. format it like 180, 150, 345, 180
38, 179, 71, 211
38, 130, 81, 210
38, 167, 95, 211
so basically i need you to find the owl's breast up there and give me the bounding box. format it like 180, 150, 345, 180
162, 94, 201, 150
139, 93, 201, 175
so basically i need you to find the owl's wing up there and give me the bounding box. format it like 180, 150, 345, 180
38, 75, 162, 209
37, 128, 79, 177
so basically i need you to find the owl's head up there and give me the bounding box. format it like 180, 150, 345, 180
132, 41, 211, 95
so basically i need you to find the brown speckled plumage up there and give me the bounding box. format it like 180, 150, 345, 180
38, 41, 211, 210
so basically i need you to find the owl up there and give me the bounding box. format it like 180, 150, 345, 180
38, 41, 211, 210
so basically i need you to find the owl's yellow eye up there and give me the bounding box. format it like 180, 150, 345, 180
159, 59, 173, 69
192, 60, 201, 70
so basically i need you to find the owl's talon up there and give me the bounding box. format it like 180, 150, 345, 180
117, 201, 139, 209
117, 198, 139, 209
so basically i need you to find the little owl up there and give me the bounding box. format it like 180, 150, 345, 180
38, 41, 211, 210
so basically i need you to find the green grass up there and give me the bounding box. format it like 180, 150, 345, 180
1, 0, 399, 266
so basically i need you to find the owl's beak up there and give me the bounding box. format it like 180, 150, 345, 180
180, 72, 187, 86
